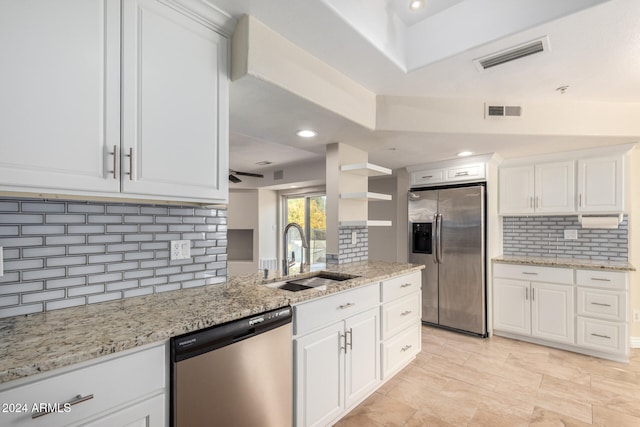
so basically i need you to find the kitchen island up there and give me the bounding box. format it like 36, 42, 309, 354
0, 261, 423, 385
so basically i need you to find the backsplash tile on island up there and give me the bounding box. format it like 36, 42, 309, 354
503, 215, 628, 261
327, 226, 368, 265
0, 198, 227, 318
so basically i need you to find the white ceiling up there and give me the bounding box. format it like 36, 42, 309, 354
211, 0, 640, 182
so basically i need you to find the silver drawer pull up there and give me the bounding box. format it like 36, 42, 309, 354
338, 302, 355, 310
400, 310, 412, 316
591, 302, 612, 307
590, 278, 611, 282
455, 171, 469, 176
400, 283, 413, 288
401, 344, 412, 352
522, 272, 538, 275
591, 333, 611, 340
32, 394, 94, 419
421, 175, 433, 179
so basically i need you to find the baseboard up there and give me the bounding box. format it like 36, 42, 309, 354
631, 336, 640, 349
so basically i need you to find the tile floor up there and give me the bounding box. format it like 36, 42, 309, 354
335, 325, 640, 426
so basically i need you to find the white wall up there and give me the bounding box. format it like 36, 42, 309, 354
259, 189, 278, 268
368, 177, 398, 261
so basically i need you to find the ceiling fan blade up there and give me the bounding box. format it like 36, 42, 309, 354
231, 171, 264, 178
228, 174, 242, 183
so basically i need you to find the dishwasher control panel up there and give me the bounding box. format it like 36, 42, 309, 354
250, 307, 291, 326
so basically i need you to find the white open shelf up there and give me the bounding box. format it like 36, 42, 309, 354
339, 220, 392, 227
340, 163, 392, 176
340, 192, 392, 201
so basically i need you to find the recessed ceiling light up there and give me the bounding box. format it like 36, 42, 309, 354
255, 161, 273, 166
458, 151, 473, 157
409, 0, 424, 11
296, 129, 317, 138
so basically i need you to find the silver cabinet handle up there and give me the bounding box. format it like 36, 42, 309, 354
32, 394, 94, 419
126, 147, 135, 181
525, 288, 529, 301
591, 278, 611, 282
579, 193, 582, 207
530, 196, 534, 208
346, 328, 353, 352
422, 175, 433, 179
591, 333, 611, 340
401, 344, 412, 352
400, 310, 412, 316
455, 171, 469, 177
340, 333, 346, 353
522, 272, 538, 275
531, 288, 535, 301
110, 145, 118, 179
400, 283, 413, 288
338, 302, 355, 310
536, 196, 540, 209
591, 302, 612, 307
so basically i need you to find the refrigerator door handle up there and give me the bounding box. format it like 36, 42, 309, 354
437, 213, 443, 264
431, 214, 439, 264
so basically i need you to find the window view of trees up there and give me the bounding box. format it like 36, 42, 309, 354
286, 195, 326, 269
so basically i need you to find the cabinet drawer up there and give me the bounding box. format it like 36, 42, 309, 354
577, 287, 627, 321
577, 317, 628, 355
381, 323, 421, 379
294, 283, 380, 335
576, 269, 627, 290
446, 164, 485, 182
411, 169, 444, 186
493, 263, 573, 284
381, 292, 421, 340
0, 344, 165, 427
381, 271, 422, 302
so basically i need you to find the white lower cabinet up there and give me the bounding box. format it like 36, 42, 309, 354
293, 271, 423, 427
493, 263, 630, 361
293, 283, 380, 427
493, 265, 574, 345
0, 343, 166, 427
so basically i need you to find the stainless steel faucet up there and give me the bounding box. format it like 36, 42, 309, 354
283, 222, 309, 276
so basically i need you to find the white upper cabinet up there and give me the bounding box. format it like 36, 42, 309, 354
498, 165, 535, 214
0, 0, 121, 194
534, 161, 575, 213
499, 161, 574, 215
0, 0, 229, 204
577, 155, 624, 213
121, 0, 228, 202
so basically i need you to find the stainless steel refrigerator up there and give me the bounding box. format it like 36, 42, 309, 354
408, 184, 486, 336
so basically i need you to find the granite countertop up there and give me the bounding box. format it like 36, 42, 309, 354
0, 261, 424, 385
493, 255, 635, 272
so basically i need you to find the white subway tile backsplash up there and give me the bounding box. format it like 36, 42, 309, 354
22, 290, 66, 303
0, 303, 43, 318
503, 215, 628, 261
67, 284, 105, 297
0, 197, 227, 318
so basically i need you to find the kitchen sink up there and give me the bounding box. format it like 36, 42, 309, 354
265, 272, 359, 292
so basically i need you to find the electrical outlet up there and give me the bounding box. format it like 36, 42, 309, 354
564, 229, 578, 240
634, 310, 640, 323
351, 231, 357, 245
170, 240, 191, 261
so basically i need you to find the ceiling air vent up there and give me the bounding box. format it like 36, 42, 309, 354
473, 37, 549, 71
485, 104, 523, 119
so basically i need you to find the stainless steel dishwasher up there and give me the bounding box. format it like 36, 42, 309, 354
170, 306, 293, 427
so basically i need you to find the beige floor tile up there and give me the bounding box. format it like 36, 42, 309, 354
593, 404, 640, 427
528, 406, 592, 427
334, 325, 640, 426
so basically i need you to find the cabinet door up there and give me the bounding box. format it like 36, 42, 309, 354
493, 278, 530, 335
499, 166, 534, 214
121, 0, 228, 202
81, 393, 165, 427
344, 307, 380, 409
531, 282, 574, 344
295, 322, 344, 427
0, 0, 120, 194
535, 161, 575, 213
577, 156, 624, 212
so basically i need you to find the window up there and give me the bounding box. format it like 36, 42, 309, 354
284, 194, 326, 273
